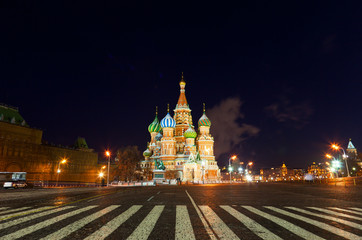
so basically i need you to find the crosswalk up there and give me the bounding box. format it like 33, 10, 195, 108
0, 205, 361, 239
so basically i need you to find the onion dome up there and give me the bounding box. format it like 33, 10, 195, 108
184, 125, 197, 139
143, 148, 152, 157
155, 132, 163, 141
148, 107, 161, 133
198, 103, 211, 127
160, 104, 176, 128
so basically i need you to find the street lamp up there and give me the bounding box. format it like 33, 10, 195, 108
228, 155, 237, 184
98, 165, 106, 185
246, 162, 253, 174
238, 167, 243, 182
56, 158, 67, 187
331, 144, 350, 177
105, 151, 111, 187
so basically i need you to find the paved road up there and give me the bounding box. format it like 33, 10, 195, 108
0, 183, 361, 239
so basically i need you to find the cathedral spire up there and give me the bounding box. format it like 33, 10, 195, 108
348, 138, 356, 149
176, 72, 188, 108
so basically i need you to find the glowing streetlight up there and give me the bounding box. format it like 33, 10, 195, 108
99, 172, 104, 178
246, 175, 252, 182
332, 160, 341, 168
331, 144, 350, 177
105, 150, 111, 187
56, 158, 67, 187
228, 155, 237, 184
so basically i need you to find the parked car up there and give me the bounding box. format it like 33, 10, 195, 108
3, 180, 28, 189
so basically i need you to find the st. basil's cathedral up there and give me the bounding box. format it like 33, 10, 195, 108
140, 74, 220, 182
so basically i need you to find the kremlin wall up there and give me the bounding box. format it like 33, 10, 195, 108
0, 104, 99, 185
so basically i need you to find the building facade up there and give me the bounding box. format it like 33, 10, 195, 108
0, 104, 100, 184
260, 163, 305, 181
140, 74, 220, 182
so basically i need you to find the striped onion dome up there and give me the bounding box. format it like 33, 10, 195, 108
155, 132, 163, 141
143, 148, 152, 157
184, 125, 197, 138
198, 113, 211, 127
160, 113, 176, 128
148, 115, 161, 133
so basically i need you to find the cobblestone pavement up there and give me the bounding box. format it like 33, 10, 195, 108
0, 183, 361, 239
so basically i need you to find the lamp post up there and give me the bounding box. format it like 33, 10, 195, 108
331, 144, 350, 177
228, 155, 237, 184
238, 167, 243, 182
56, 159, 67, 187
99, 165, 106, 186
105, 151, 111, 187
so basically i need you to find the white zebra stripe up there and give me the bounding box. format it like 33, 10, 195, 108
268, 207, 361, 240
220, 205, 281, 240
243, 206, 324, 240
286, 207, 362, 230
349, 207, 362, 213
0, 207, 9, 211
0, 207, 50, 221
85, 205, 142, 240
176, 205, 195, 240
0, 207, 31, 216
328, 207, 362, 216
41, 205, 119, 240
127, 205, 164, 240
1, 205, 97, 240
308, 207, 362, 221
0, 206, 75, 230
185, 190, 217, 240
199, 205, 239, 240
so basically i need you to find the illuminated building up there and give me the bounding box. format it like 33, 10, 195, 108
346, 139, 362, 175
260, 163, 305, 181
140, 74, 220, 182
307, 162, 329, 178
0, 104, 99, 184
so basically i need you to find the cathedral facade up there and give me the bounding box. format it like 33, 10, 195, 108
140, 74, 220, 182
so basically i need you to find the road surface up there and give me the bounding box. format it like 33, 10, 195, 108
0, 183, 361, 239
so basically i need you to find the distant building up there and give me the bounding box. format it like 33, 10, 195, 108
260, 163, 304, 181
0, 104, 100, 184
346, 139, 362, 175
307, 162, 329, 178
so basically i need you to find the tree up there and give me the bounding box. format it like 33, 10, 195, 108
113, 146, 142, 182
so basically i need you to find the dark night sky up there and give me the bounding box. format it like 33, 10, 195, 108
1, 2, 362, 169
